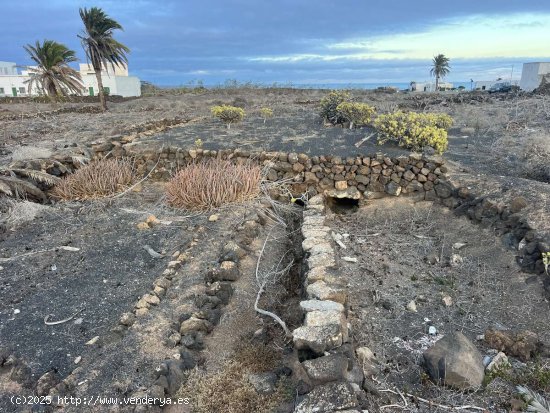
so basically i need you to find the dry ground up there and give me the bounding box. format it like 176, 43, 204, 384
1, 88, 549, 412
326, 196, 549, 412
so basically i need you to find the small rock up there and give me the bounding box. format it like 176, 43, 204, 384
74, 356, 81, 364
426, 253, 439, 265
301, 354, 348, 385
423, 331, 484, 390
442, 295, 453, 307
13, 309, 20, 315
452, 242, 467, 250
300, 300, 345, 313
428, 326, 438, 336
166, 332, 181, 348
137, 222, 150, 230
208, 214, 219, 222
36, 371, 60, 396
247, 372, 278, 395
449, 254, 463, 267
143, 294, 160, 306
146, 215, 161, 226
85, 336, 99, 346
218, 261, 240, 281
406, 300, 417, 313
341, 256, 357, 263
484, 329, 542, 362
135, 308, 149, 317
486, 352, 509, 372
120, 312, 136, 327
179, 317, 212, 334
294, 382, 359, 413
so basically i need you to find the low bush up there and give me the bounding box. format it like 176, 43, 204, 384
166, 159, 261, 211
259, 107, 273, 123
211, 105, 245, 129
51, 158, 136, 200
319, 90, 350, 125
335, 102, 376, 129
374, 111, 453, 154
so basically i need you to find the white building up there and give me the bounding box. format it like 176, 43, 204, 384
520, 62, 550, 92
0, 61, 141, 97
474, 79, 519, 91
410, 81, 453, 92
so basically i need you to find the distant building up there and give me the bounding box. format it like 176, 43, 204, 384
0, 61, 141, 97
409, 81, 453, 92
520, 62, 550, 92
474, 79, 519, 91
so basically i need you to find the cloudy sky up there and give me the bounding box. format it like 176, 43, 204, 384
3, 0, 550, 85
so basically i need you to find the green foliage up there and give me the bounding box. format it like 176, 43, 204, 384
259, 107, 273, 123
319, 90, 350, 125
335, 102, 376, 128
542, 252, 549, 275
23, 40, 83, 96
430, 54, 451, 90
79, 7, 129, 110
194, 138, 203, 149
374, 111, 454, 154
211, 105, 245, 129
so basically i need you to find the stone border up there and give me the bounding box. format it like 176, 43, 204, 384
291, 195, 364, 412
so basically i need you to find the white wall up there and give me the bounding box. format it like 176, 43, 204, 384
520, 62, 550, 91
0, 73, 141, 97
114, 76, 141, 97
0, 76, 37, 96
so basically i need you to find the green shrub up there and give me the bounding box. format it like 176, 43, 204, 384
319, 90, 350, 125
259, 107, 273, 123
374, 111, 453, 154
211, 105, 245, 129
336, 102, 376, 129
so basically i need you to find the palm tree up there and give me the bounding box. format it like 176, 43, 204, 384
23, 40, 83, 97
430, 54, 450, 91
78, 7, 130, 111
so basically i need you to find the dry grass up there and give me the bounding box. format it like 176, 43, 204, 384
51, 158, 136, 200
520, 133, 550, 183
178, 343, 291, 413
166, 159, 261, 211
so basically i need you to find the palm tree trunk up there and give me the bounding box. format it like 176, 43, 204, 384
94, 68, 107, 111
435, 75, 439, 92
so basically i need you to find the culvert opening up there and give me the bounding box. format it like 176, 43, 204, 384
326, 196, 359, 214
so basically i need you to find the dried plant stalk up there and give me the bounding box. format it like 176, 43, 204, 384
51, 158, 136, 200
166, 159, 261, 211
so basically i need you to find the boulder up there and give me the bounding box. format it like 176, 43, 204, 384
423, 332, 484, 390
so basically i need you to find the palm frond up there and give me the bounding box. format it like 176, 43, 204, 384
10, 169, 61, 186
0, 176, 47, 202
0, 180, 13, 196
517, 386, 550, 413
71, 155, 91, 166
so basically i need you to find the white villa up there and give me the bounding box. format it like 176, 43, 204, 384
409, 81, 453, 92
0, 61, 141, 97
520, 62, 550, 92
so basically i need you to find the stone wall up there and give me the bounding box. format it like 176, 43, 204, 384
91, 140, 549, 275
8, 135, 549, 275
